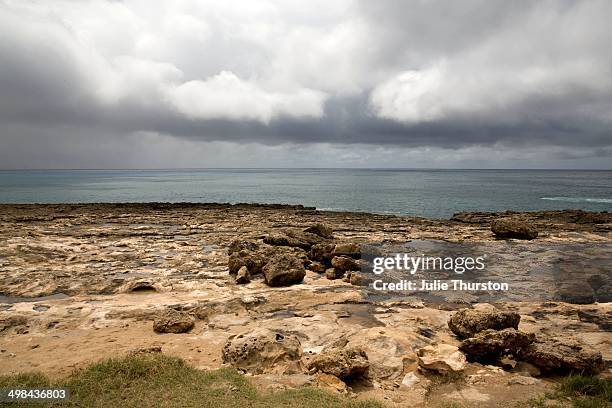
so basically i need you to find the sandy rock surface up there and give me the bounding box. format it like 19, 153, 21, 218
0, 203, 610, 406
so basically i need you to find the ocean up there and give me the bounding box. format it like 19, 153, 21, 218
0, 169, 610, 219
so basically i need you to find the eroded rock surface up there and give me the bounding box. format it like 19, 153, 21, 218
518, 337, 604, 375
459, 328, 535, 362
305, 346, 369, 381
222, 328, 303, 374
152, 309, 194, 334
417, 344, 467, 374
491, 218, 539, 240
449, 309, 521, 339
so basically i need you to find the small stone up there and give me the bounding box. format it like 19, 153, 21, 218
235, 266, 251, 284
400, 372, 421, 388
325, 268, 344, 280
417, 344, 467, 374
153, 309, 195, 334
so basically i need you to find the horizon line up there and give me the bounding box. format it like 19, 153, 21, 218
0, 167, 611, 171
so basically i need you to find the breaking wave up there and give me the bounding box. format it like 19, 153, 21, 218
540, 197, 612, 204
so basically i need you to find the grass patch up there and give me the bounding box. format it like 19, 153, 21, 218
524, 375, 612, 408
0, 354, 383, 408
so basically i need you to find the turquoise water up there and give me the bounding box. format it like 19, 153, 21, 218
0, 169, 611, 219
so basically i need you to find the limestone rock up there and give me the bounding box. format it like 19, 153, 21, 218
448, 308, 521, 339
264, 228, 327, 250
304, 223, 334, 239
222, 328, 303, 374
518, 337, 604, 375
331, 256, 359, 272
417, 344, 467, 374
491, 219, 538, 240
332, 242, 361, 258
152, 309, 194, 334
325, 268, 344, 280
228, 249, 267, 275
309, 243, 336, 263
459, 328, 535, 361
308, 261, 326, 273
262, 253, 305, 287
235, 266, 251, 284
228, 239, 259, 255
306, 346, 369, 380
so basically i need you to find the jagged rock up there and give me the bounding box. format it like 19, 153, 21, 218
332, 242, 361, 258
228, 239, 259, 254
221, 328, 303, 374
264, 228, 327, 250
309, 243, 336, 263
331, 256, 359, 271
308, 261, 326, 273
459, 328, 535, 361
152, 309, 194, 334
448, 308, 521, 339
262, 253, 305, 286
518, 337, 604, 375
417, 344, 467, 374
228, 249, 267, 275
491, 219, 538, 240
325, 268, 344, 280
314, 373, 349, 394
304, 223, 334, 239
349, 272, 365, 286
235, 266, 251, 284
306, 346, 369, 380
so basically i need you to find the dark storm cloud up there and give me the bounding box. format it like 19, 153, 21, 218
0, 0, 611, 168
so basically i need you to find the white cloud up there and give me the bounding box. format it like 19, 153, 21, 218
166, 71, 327, 122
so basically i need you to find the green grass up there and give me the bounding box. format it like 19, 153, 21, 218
0, 354, 384, 408
523, 375, 611, 408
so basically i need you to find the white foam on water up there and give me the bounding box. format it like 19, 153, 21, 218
541, 197, 612, 203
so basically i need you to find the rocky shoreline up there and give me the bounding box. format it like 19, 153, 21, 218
0, 203, 610, 407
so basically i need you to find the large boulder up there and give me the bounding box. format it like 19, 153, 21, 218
331, 256, 359, 272
459, 328, 535, 362
222, 328, 304, 374
518, 337, 604, 375
306, 347, 369, 380
448, 308, 521, 339
153, 309, 194, 334
228, 239, 260, 255
264, 228, 328, 250
228, 249, 267, 275
309, 243, 336, 263
332, 243, 361, 258
491, 219, 538, 240
262, 253, 306, 286
417, 344, 467, 374
304, 223, 334, 239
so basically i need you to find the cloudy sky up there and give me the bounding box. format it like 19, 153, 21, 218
1, 0, 611, 169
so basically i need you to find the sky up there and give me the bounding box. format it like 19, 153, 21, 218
1, 0, 611, 169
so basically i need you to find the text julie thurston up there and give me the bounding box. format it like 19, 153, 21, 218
370, 253, 509, 292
